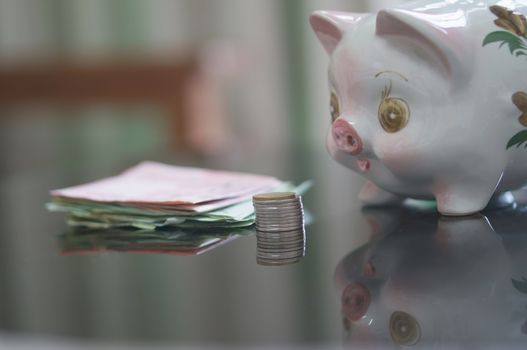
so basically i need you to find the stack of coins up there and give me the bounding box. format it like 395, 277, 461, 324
252, 192, 306, 266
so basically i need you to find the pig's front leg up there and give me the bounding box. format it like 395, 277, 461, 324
359, 180, 404, 205
434, 177, 501, 216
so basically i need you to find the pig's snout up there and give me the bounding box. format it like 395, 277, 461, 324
332, 118, 363, 155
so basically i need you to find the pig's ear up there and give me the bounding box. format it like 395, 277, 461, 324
376, 9, 468, 81
310, 11, 366, 55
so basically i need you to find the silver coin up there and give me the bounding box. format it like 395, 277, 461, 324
257, 249, 305, 256
256, 209, 303, 216
256, 223, 303, 228
257, 246, 305, 255
257, 239, 305, 247
257, 236, 305, 245
257, 257, 304, 264
256, 251, 306, 260
256, 227, 305, 234
256, 221, 304, 229
256, 239, 304, 246
256, 228, 304, 235
256, 226, 305, 234
256, 226, 304, 233
258, 251, 304, 258
255, 212, 303, 219
258, 231, 304, 238
256, 213, 300, 219
257, 240, 305, 247
255, 211, 304, 218
252, 193, 298, 200
256, 228, 305, 235
257, 224, 305, 231
260, 245, 305, 254
256, 236, 305, 245
254, 202, 302, 208
256, 257, 302, 266
253, 192, 297, 201
256, 214, 304, 220
257, 250, 306, 259
256, 238, 306, 249
256, 254, 304, 261
254, 207, 304, 215
254, 208, 303, 215
255, 221, 305, 228
256, 233, 305, 241
257, 245, 305, 253
255, 216, 304, 224
255, 208, 302, 213
253, 201, 302, 207
252, 196, 301, 205
256, 207, 302, 212
255, 214, 303, 220
253, 201, 301, 208
256, 225, 305, 232
257, 261, 301, 266
256, 227, 304, 234
255, 216, 303, 224
253, 202, 302, 209
257, 244, 305, 251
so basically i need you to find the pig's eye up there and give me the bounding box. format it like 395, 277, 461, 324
378, 97, 410, 133
330, 91, 340, 122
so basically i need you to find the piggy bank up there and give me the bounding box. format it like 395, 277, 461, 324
310, 1, 527, 215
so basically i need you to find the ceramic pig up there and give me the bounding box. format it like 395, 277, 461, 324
311, 0, 527, 215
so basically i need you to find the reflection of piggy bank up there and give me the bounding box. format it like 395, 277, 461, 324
334, 207, 527, 348
310, 1, 527, 215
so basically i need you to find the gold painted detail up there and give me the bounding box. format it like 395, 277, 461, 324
375, 70, 409, 82
330, 91, 340, 122
506, 91, 527, 149
389, 311, 421, 346
378, 81, 409, 133
513, 91, 527, 126
490, 5, 526, 37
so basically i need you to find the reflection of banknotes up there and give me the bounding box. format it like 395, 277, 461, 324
59, 226, 254, 256
47, 161, 308, 230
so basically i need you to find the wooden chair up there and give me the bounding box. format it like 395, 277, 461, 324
0, 57, 200, 150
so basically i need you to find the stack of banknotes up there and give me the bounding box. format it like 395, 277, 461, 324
47, 161, 305, 230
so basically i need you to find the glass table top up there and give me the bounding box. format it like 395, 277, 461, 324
1, 158, 527, 349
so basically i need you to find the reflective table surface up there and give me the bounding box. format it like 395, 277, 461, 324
1, 160, 527, 349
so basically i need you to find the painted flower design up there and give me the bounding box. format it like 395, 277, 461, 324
506, 92, 527, 149
490, 5, 527, 36
483, 6, 527, 148
483, 6, 527, 57
513, 91, 527, 126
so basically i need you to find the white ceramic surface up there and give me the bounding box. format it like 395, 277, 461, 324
311, 0, 527, 215
334, 207, 527, 347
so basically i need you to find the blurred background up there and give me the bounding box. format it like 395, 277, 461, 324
0, 0, 407, 347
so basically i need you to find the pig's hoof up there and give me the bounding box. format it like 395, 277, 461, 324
359, 180, 404, 206
440, 209, 482, 217
436, 195, 489, 216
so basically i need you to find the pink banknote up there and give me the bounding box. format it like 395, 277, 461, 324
51, 161, 282, 208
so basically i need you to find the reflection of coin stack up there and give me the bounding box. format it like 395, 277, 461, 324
252, 192, 306, 266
